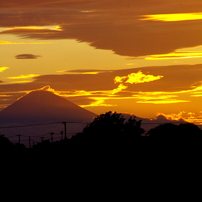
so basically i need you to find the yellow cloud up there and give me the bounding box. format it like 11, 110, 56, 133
157, 112, 202, 125
7, 74, 40, 79
57, 86, 128, 98
132, 92, 190, 104
80, 97, 116, 108
126, 71, 163, 84
140, 12, 202, 22
191, 94, 202, 97
137, 100, 190, 104
1, 26, 62, 33
0, 95, 13, 97
190, 85, 202, 97
0, 66, 9, 72
0, 41, 51, 45
111, 84, 128, 95
82, 72, 100, 75
115, 71, 163, 84
114, 76, 127, 83
146, 51, 202, 60
10, 80, 34, 83
156, 112, 186, 121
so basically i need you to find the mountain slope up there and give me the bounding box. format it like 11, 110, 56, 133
0, 90, 96, 124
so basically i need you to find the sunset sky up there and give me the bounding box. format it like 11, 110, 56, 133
1, 0, 202, 125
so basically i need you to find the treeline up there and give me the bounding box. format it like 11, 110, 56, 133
1, 111, 202, 153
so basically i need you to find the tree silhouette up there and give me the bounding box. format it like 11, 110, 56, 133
147, 123, 202, 137
0, 135, 15, 150
72, 111, 145, 142
177, 123, 202, 137
147, 123, 178, 137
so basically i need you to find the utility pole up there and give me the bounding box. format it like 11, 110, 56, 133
50, 132, 54, 143
17, 134, 21, 144
29, 137, 32, 148
60, 131, 64, 140
62, 122, 67, 139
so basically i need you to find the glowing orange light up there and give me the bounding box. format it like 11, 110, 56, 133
7, 74, 40, 80
146, 51, 202, 60
140, 12, 202, 22
0, 95, 13, 97
115, 71, 163, 84
0, 66, 9, 72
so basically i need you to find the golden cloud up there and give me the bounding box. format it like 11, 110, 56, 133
1, 1, 202, 59
0, 66, 9, 72
64, 69, 111, 74
132, 91, 190, 104
82, 72, 100, 75
114, 71, 163, 84
140, 13, 202, 22
190, 85, 202, 97
111, 84, 128, 95
157, 112, 202, 125
156, 112, 186, 121
54, 84, 128, 99
7, 74, 40, 79
10, 80, 34, 84
0, 95, 13, 97
146, 51, 202, 60
0, 26, 62, 33
18, 68, 201, 107
80, 97, 116, 108
16, 85, 60, 100
128, 83, 202, 104
0, 41, 51, 45
137, 100, 190, 104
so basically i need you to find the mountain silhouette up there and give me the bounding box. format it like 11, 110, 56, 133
0, 90, 96, 124
0, 90, 96, 144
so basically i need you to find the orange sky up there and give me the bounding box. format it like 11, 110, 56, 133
1, 0, 202, 125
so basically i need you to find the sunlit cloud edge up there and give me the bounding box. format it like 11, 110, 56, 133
140, 12, 202, 22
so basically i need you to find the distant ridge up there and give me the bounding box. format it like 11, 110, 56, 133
0, 90, 96, 124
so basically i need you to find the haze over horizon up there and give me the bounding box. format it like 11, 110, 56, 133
1, 0, 202, 126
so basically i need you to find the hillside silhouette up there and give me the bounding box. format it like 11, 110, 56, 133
0, 89, 96, 124
1, 111, 202, 157
0, 89, 96, 144
147, 122, 202, 137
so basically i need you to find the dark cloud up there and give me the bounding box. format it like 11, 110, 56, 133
15, 54, 41, 59
0, 80, 3, 83
34, 73, 116, 91
1, 1, 202, 57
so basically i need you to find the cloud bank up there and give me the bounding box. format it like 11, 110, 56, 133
1, 0, 202, 57
0, 64, 202, 105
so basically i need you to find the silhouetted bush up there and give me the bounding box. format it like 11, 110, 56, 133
147, 123, 202, 137
72, 111, 145, 143
0, 135, 15, 150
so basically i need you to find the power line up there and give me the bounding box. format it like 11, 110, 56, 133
0, 121, 88, 129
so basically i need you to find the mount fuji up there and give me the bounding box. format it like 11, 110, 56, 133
0, 90, 96, 144
0, 90, 96, 124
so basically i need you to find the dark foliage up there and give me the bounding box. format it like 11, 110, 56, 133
0, 135, 15, 151
72, 111, 145, 142
147, 123, 202, 137
1, 112, 202, 157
